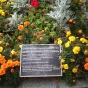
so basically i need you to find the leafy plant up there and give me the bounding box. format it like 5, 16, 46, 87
12, 1, 61, 48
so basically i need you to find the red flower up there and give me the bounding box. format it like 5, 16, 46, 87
30, 0, 39, 8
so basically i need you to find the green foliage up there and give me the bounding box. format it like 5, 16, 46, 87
13, 1, 61, 46
0, 70, 21, 88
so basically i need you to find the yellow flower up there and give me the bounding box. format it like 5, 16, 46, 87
0, 47, 3, 52
69, 36, 76, 42
72, 68, 78, 73
66, 30, 71, 37
11, 50, 16, 55
63, 64, 69, 69
1, 11, 5, 16
73, 46, 80, 54
80, 38, 87, 43
0, 41, 3, 44
0, 10, 3, 14
61, 59, 65, 63
10, 1, 14, 5
0, 9, 5, 16
65, 42, 70, 48
57, 38, 62, 44
0, 0, 6, 2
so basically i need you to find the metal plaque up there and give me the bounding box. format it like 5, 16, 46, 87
20, 44, 62, 77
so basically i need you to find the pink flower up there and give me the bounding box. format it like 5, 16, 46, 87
30, 0, 39, 8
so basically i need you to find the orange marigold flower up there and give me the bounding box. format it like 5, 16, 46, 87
0, 69, 6, 75
24, 21, 30, 27
11, 61, 16, 67
17, 35, 22, 40
7, 59, 13, 67
5, 42, 9, 46
14, 60, 20, 66
1, 63, 8, 69
0, 54, 6, 64
10, 68, 14, 73
84, 63, 88, 70
18, 25, 24, 31
33, 33, 37, 37
68, 19, 73, 23
78, 29, 82, 34
85, 58, 88, 63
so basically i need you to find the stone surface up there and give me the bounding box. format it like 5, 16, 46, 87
0, 77, 88, 88
58, 79, 88, 88
17, 77, 88, 88
18, 77, 57, 88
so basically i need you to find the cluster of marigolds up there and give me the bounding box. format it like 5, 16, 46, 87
17, 21, 34, 41
17, 21, 45, 43
0, 33, 20, 76
0, 0, 14, 16
0, 54, 20, 75
57, 29, 88, 73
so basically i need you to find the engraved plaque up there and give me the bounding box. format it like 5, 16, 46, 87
20, 44, 62, 77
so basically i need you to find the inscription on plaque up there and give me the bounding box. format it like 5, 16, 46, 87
20, 44, 62, 77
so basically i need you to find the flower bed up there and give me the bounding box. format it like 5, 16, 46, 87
0, 0, 88, 87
